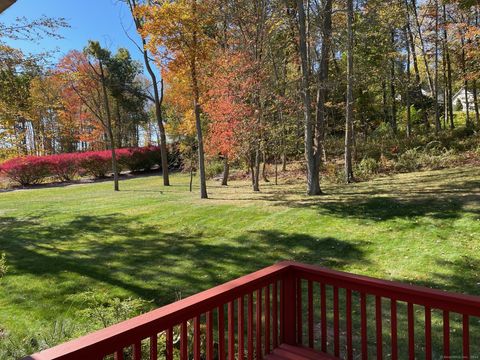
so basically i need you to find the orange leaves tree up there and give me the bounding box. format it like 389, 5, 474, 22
203, 52, 256, 186
138, 0, 216, 199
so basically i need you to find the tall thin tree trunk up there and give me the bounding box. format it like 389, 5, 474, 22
434, 0, 440, 133
345, 0, 354, 183
443, 5, 454, 129
127, 0, 170, 186
405, 27, 412, 137
390, 30, 397, 133
411, 0, 434, 95
221, 156, 229, 186
99, 61, 119, 192
460, 33, 471, 127
314, 0, 332, 185
297, 0, 321, 195
473, 81, 480, 127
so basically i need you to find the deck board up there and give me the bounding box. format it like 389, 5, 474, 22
265, 344, 339, 360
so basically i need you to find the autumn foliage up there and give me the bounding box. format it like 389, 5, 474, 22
0, 147, 164, 186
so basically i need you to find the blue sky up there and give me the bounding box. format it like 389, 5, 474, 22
0, 0, 150, 69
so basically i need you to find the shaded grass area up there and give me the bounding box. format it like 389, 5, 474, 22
0, 167, 479, 349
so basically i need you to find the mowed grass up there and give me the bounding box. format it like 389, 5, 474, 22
0, 167, 479, 342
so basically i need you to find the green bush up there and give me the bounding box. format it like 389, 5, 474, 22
355, 157, 380, 179
205, 159, 224, 179
395, 148, 421, 172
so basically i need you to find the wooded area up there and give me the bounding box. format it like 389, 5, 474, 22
1, 0, 479, 196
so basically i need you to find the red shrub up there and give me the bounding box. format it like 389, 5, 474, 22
77, 151, 112, 178
0, 146, 166, 186
48, 153, 80, 181
118, 146, 162, 172
0, 156, 52, 186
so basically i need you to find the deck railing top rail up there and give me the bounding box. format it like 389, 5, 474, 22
25, 261, 480, 360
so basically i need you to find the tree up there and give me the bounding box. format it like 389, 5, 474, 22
138, 0, 215, 199
125, 0, 170, 186
345, 0, 355, 183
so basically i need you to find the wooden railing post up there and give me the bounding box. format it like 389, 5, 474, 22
281, 268, 297, 345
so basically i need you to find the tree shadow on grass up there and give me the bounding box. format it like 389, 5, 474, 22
219, 167, 480, 224
0, 215, 367, 311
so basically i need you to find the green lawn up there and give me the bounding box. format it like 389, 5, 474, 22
0, 167, 479, 351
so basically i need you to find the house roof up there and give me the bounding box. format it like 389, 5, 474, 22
0, 0, 16, 14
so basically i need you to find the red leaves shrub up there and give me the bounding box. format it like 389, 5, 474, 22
117, 146, 161, 172
0, 156, 52, 186
77, 151, 113, 178
48, 153, 80, 181
0, 147, 163, 186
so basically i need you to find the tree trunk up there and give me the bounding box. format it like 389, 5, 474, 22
194, 99, 208, 198
297, 0, 321, 195
189, 157, 194, 192
127, 0, 170, 186
345, 0, 355, 183
460, 33, 471, 127
191, 12, 208, 199
443, 4, 454, 129
411, 0, 434, 95
221, 156, 229, 186
473, 80, 480, 127
253, 148, 260, 192
99, 61, 119, 191
405, 0, 421, 86
434, 0, 440, 133
314, 0, 332, 184
405, 26, 412, 138
390, 30, 397, 134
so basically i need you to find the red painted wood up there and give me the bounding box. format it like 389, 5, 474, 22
333, 286, 339, 357
282, 273, 296, 346
320, 283, 327, 353
269, 343, 339, 360
114, 350, 123, 360
443, 311, 450, 358
194, 316, 201, 360
463, 314, 470, 359
206, 311, 214, 360
390, 300, 397, 360
238, 296, 245, 360
149, 335, 157, 360
294, 263, 480, 316
425, 307, 431, 360
407, 303, 414, 360
279, 280, 284, 343
24, 261, 480, 360
361, 293, 367, 360
296, 278, 302, 345
265, 285, 271, 354
272, 281, 278, 349
256, 288, 262, 359
346, 289, 353, 360
375, 296, 382, 360
228, 302, 235, 360
134, 341, 141, 360
307, 280, 313, 349
248, 293, 254, 360
181, 321, 188, 360
219, 306, 226, 360
166, 327, 173, 360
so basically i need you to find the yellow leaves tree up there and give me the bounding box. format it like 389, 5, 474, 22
137, 0, 215, 199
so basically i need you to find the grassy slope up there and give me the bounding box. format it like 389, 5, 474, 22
0, 167, 479, 339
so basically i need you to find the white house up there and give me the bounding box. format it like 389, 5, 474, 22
452, 88, 476, 112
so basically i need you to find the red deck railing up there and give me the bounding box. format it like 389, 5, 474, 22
24, 261, 480, 360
